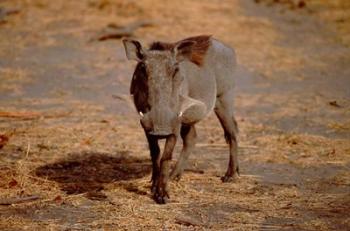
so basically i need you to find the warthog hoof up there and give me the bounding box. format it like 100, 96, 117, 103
221, 173, 239, 183
221, 166, 240, 182
170, 169, 183, 182
154, 191, 169, 204
221, 175, 234, 182
153, 182, 170, 204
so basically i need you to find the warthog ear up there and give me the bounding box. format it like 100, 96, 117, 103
122, 39, 144, 61
173, 41, 196, 63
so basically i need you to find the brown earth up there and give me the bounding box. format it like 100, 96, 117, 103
0, 0, 349, 230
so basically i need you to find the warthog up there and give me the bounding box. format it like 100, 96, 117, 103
122, 35, 239, 204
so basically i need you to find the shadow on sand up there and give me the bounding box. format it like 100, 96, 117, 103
35, 152, 151, 197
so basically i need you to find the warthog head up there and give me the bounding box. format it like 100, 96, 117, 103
123, 36, 210, 136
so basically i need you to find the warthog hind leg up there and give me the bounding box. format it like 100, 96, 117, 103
214, 89, 239, 182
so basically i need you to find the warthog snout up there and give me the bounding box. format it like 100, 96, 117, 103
140, 107, 178, 136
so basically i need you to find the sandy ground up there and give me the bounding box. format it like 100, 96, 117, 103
0, 0, 349, 230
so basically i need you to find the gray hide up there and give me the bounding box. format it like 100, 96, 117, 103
123, 36, 239, 204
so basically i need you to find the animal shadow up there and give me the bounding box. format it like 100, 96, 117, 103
35, 152, 151, 196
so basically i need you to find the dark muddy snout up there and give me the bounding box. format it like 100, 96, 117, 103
140, 107, 179, 136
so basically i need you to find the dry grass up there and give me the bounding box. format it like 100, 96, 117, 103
256, 0, 350, 46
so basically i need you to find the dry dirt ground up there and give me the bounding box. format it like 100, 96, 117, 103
0, 0, 349, 230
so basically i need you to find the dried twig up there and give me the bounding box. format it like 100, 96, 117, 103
184, 169, 204, 174
197, 143, 258, 149
112, 94, 134, 108
0, 195, 40, 205
25, 139, 31, 158
0, 110, 71, 120
93, 20, 155, 41
175, 216, 202, 227
0, 7, 20, 23
329, 100, 342, 108
0, 111, 41, 119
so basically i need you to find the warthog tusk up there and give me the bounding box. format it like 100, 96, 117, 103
139, 111, 144, 117
178, 111, 183, 117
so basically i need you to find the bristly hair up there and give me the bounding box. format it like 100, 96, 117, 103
149, 41, 174, 51
149, 35, 212, 66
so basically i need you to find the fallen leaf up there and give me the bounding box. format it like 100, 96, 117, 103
8, 179, 18, 188
298, 0, 306, 8
0, 134, 9, 149
53, 195, 63, 205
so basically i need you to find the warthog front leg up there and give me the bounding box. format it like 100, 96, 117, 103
154, 134, 177, 204
145, 134, 160, 193
178, 95, 207, 125
214, 89, 239, 182
170, 124, 197, 181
